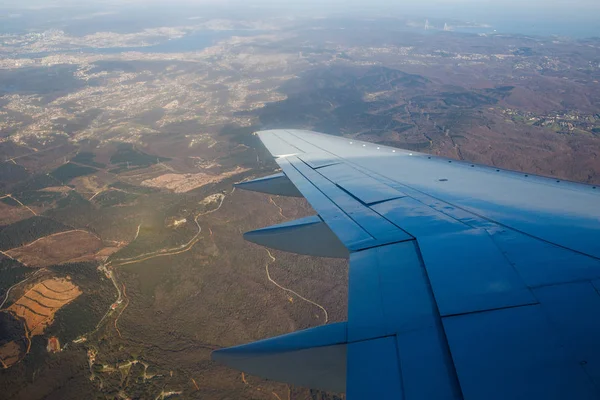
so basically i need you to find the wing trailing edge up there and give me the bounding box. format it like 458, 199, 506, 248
213, 129, 600, 399
244, 215, 348, 259
234, 172, 303, 197
212, 322, 348, 393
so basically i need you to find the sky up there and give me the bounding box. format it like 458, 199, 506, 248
3, 0, 600, 16
245, 0, 600, 18
1, 0, 599, 38
4, 0, 600, 8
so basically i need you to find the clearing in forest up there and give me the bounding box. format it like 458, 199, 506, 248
6, 230, 104, 267
8, 277, 82, 336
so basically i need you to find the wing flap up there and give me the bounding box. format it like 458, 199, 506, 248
212, 322, 348, 393
298, 153, 341, 169
277, 156, 413, 251
418, 229, 538, 317
277, 156, 375, 249
372, 196, 471, 237
215, 129, 600, 399
396, 327, 463, 400
489, 230, 600, 287
534, 282, 600, 389
318, 163, 407, 205
234, 172, 303, 197
348, 240, 463, 399
443, 304, 599, 400
346, 336, 403, 399
348, 241, 439, 341
243, 215, 348, 258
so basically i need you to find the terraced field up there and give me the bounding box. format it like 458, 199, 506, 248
8, 278, 82, 336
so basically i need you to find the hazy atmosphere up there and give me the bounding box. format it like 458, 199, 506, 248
0, 0, 599, 398
2, 0, 599, 37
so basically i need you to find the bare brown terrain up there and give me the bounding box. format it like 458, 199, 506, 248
140, 166, 250, 193
46, 337, 60, 353
0, 277, 83, 370
6, 231, 104, 268
39, 186, 73, 193
0, 341, 22, 369
0, 202, 33, 225
8, 277, 82, 336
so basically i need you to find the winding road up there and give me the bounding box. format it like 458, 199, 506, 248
264, 196, 329, 324
86, 189, 233, 342
264, 248, 329, 324
0, 268, 46, 309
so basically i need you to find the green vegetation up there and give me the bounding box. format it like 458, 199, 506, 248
0, 312, 25, 347
0, 163, 29, 191
94, 190, 138, 207
110, 209, 197, 263
441, 92, 497, 108
484, 86, 515, 99
55, 190, 91, 209
134, 108, 165, 126
50, 162, 97, 183
109, 143, 170, 169
0, 258, 31, 299
513, 47, 534, 56
52, 109, 103, 136
1, 196, 20, 207
109, 181, 159, 194
0, 216, 70, 250
11, 174, 56, 193
46, 262, 115, 343
108, 164, 146, 174
44, 191, 95, 229
15, 190, 64, 206
72, 152, 106, 168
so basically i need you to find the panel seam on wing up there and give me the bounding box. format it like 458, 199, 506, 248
440, 301, 540, 319
411, 240, 466, 399
347, 160, 600, 261
285, 158, 415, 249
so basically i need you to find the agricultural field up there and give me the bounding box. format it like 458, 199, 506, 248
0, 202, 33, 225
0, 341, 22, 369
0, 277, 83, 370
0, 217, 71, 251
8, 277, 82, 336
6, 230, 105, 268
140, 166, 249, 193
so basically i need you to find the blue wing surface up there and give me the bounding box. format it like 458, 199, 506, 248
213, 129, 600, 399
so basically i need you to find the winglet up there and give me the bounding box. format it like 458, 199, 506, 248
235, 172, 303, 197
212, 322, 348, 393
243, 215, 349, 258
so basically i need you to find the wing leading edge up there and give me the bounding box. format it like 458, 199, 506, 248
212, 129, 600, 399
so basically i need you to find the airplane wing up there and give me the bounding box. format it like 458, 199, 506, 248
212, 129, 600, 399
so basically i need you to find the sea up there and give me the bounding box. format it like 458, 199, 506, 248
15, 30, 259, 59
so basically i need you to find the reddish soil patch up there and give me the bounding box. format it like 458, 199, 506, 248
6, 230, 103, 267
46, 337, 60, 353
0, 341, 22, 368
8, 277, 82, 336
